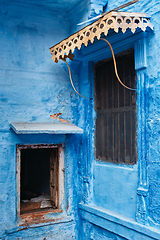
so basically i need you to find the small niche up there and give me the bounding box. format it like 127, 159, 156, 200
20, 146, 59, 214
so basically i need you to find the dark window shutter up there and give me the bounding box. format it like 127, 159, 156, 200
95, 50, 137, 164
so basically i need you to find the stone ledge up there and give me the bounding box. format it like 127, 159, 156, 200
79, 203, 160, 240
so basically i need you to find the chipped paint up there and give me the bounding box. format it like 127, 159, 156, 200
20, 209, 63, 226
50, 113, 68, 123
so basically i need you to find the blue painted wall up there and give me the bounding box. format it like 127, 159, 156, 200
1, 0, 160, 239
74, 0, 160, 239
93, 163, 138, 219
0, 0, 85, 239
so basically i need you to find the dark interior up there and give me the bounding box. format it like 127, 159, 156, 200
21, 148, 50, 201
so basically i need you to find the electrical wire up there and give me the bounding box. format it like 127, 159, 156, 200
61, 59, 90, 99
62, 38, 136, 99
100, 38, 136, 91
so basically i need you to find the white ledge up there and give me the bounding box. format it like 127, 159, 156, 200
10, 122, 83, 134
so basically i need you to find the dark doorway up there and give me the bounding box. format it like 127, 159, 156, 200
20, 146, 59, 214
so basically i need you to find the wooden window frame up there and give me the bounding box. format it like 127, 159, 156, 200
16, 144, 65, 223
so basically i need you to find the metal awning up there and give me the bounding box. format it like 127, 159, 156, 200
10, 122, 83, 134
50, 11, 153, 63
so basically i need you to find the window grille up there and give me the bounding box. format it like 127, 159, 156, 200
95, 50, 137, 164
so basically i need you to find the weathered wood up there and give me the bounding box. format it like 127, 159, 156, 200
50, 148, 59, 208
21, 202, 41, 214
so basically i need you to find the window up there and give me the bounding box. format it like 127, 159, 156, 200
16, 144, 64, 217
94, 50, 137, 164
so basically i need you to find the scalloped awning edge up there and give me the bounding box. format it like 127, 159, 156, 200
49, 11, 153, 63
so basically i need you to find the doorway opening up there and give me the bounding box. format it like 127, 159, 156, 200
16, 144, 64, 215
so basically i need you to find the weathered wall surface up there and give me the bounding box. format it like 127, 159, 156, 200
1, 0, 160, 239
0, 0, 81, 239
74, 0, 160, 239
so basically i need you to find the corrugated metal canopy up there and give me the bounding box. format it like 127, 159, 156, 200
50, 11, 153, 63
10, 122, 83, 134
